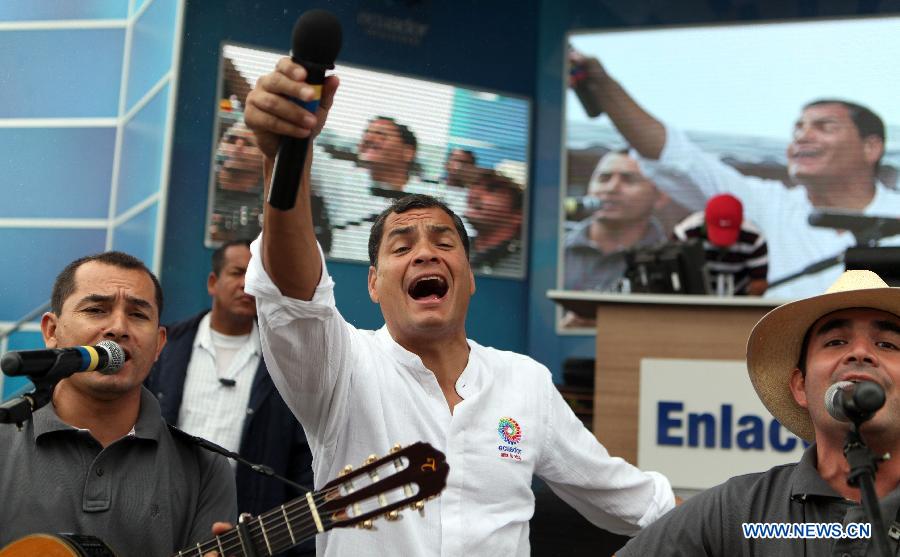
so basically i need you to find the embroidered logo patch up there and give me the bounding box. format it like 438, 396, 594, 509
497, 416, 524, 461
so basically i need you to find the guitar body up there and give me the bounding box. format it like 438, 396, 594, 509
0, 534, 117, 557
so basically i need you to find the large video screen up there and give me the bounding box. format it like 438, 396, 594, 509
561, 16, 900, 321
206, 44, 530, 278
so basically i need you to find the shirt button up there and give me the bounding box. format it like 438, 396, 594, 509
96, 468, 104, 477
246, 408, 254, 416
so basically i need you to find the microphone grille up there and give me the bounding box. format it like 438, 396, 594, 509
96, 340, 126, 374
823, 380, 853, 422
291, 9, 342, 66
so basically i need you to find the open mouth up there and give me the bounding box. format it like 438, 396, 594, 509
408, 275, 449, 300
789, 148, 823, 160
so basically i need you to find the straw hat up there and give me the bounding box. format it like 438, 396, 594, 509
747, 270, 900, 441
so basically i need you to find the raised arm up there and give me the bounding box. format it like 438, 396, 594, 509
244, 57, 340, 300
569, 49, 666, 160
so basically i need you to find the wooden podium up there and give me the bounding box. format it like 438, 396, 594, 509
549, 290, 780, 465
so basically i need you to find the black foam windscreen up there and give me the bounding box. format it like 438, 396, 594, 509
292, 9, 342, 67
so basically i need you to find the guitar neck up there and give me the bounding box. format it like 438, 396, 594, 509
174, 499, 317, 557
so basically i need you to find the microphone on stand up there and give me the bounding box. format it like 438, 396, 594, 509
0, 340, 126, 427
824, 380, 885, 424
1, 340, 126, 379
564, 196, 604, 220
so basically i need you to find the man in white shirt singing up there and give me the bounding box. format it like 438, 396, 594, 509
241, 56, 675, 557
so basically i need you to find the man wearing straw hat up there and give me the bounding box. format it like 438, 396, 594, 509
618, 269, 900, 556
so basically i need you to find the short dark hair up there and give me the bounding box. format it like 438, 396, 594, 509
51, 252, 164, 319
369, 116, 417, 151
368, 194, 470, 267
212, 239, 252, 276
803, 99, 885, 169
450, 148, 477, 165
476, 170, 524, 211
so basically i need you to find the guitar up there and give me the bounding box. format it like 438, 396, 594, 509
0, 442, 448, 557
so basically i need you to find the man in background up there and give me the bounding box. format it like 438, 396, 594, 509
564, 150, 667, 293
466, 169, 524, 275
445, 148, 480, 188
673, 193, 769, 296
147, 241, 313, 556
210, 121, 331, 253
318, 116, 468, 261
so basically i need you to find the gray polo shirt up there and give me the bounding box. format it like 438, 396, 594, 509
619, 445, 900, 556
0, 387, 237, 556
563, 217, 666, 292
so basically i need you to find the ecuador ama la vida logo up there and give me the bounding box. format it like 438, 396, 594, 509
497, 416, 524, 461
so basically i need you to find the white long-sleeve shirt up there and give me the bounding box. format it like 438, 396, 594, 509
635, 126, 900, 299
244, 236, 674, 557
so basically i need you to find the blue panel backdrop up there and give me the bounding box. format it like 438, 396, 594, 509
0, 29, 124, 118
125, 0, 178, 111
0, 127, 116, 219
112, 202, 159, 266
0, 1, 128, 22
116, 84, 170, 216
0, 229, 107, 322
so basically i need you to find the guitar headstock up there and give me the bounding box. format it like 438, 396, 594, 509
316, 442, 449, 531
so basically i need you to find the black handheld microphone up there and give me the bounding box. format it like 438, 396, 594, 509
824, 380, 886, 423
1, 340, 126, 379
268, 9, 343, 210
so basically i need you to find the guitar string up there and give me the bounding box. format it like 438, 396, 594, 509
192, 493, 332, 556
201, 491, 412, 556
253, 485, 431, 553
186, 491, 333, 556
190, 481, 425, 556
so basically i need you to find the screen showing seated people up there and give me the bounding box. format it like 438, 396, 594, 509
206, 44, 531, 279
561, 16, 900, 318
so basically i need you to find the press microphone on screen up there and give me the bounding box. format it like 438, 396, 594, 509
0, 340, 126, 381
824, 380, 886, 424
564, 196, 603, 220
267, 9, 343, 211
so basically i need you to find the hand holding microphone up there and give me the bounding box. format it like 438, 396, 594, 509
269, 10, 342, 211
568, 47, 607, 118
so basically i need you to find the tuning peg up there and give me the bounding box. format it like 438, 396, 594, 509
413, 500, 426, 517
390, 443, 403, 453
359, 519, 375, 530
365, 454, 378, 465
339, 464, 353, 476
385, 510, 402, 521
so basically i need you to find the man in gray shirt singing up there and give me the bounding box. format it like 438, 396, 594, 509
619, 269, 900, 556
0, 251, 236, 556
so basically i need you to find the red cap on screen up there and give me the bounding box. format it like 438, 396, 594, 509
705, 194, 743, 247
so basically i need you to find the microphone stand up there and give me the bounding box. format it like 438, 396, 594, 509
843, 421, 892, 557
767, 251, 845, 291
168, 424, 308, 492
0, 378, 57, 428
